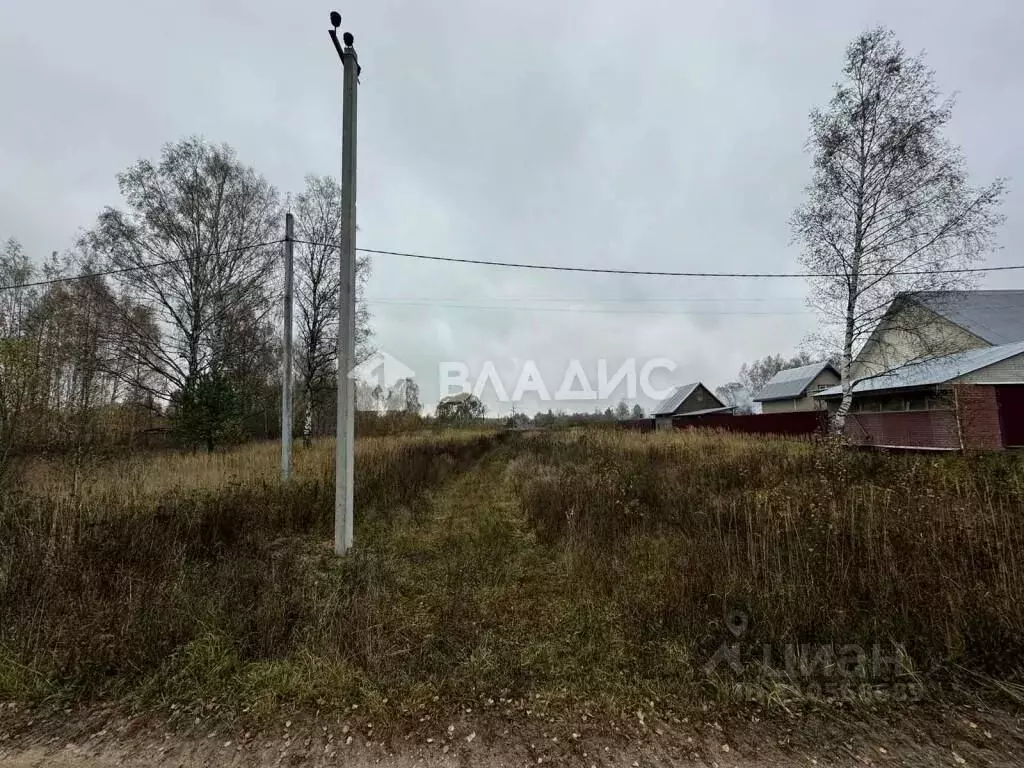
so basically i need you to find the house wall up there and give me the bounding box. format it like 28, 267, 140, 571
996, 386, 1024, 446
852, 302, 988, 381
675, 384, 722, 415
759, 369, 840, 413
954, 384, 1003, 450
845, 410, 961, 450
843, 384, 1004, 450
960, 354, 1024, 384
848, 390, 948, 413
761, 399, 808, 413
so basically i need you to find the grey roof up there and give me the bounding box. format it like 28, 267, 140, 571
753, 362, 839, 402
912, 290, 1024, 345
815, 341, 1024, 398
652, 382, 700, 416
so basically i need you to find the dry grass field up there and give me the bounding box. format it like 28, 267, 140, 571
2, 428, 1024, 731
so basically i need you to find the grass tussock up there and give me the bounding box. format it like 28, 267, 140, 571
1, 427, 1023, 721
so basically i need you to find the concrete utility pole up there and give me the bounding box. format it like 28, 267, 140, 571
329, 12, 359, 554
282, 212, 295, 481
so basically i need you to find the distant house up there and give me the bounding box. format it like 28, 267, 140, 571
651, 382, 730, 430
814, 290, 1024, 450
753, 362, 840, 413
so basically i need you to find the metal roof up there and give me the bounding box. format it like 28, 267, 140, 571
651, 382, 700, 416
912, 290, 1024, 345
753, 362, 838, 402
815, 341, 1024, 398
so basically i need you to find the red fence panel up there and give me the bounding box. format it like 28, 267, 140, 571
845, 411, 959, 450
672, 410, 827, 437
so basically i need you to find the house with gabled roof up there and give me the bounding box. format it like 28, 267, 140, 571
651, 382, 730, 430
851, 290, 1024, 381
813, 290, 1024, 450
753, 362, 839, 413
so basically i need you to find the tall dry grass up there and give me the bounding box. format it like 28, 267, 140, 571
1, 427, 1022, 719
509, 429, 1024, 679
0, 431, 500, 705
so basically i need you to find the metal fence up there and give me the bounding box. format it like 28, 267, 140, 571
672, 410, 828, 436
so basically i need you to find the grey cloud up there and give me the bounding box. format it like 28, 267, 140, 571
1, 0, 1020, 415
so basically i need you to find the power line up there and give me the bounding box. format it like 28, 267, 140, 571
369, 294, 808, 303
296, 238, 1024, 279
0, 240, 286, 292
7, 236, 1023, 293
366, 298, 814, 316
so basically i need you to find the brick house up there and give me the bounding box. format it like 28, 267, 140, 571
815, 291, 1024, 450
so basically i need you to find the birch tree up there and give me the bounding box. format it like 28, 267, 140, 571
86, 137, 281, 403
792, 28, 1005, 431
293, 175, 371, 446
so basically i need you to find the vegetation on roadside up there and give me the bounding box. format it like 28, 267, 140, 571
1, 429, 1023, 724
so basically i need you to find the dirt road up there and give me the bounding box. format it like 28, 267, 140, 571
2, 701, 1023, 767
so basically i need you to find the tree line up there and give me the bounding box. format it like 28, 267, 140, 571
0, 137, 372, 468
1, 25, 1008, 464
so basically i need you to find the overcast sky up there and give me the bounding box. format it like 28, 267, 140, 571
1, 1, 1020, 415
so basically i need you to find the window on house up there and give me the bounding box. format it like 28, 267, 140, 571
852, 400, 880, 413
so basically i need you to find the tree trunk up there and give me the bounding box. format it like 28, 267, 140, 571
833, 384, 853, 435
832, 108, 868, 437
303, 390, 313, 449
832, 306, 858, 436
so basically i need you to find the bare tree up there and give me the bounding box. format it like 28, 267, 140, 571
400, 377, 421, 415
0, 241, 160, 463
737, 352, 814, 399
376, 377, 420, 414
0, 239, 41, 480
436, 393, 485, 423
293, 175, 372, 446
715, 382, 753, 414
86, 137, 282, 404
792, 28, 1006, 431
